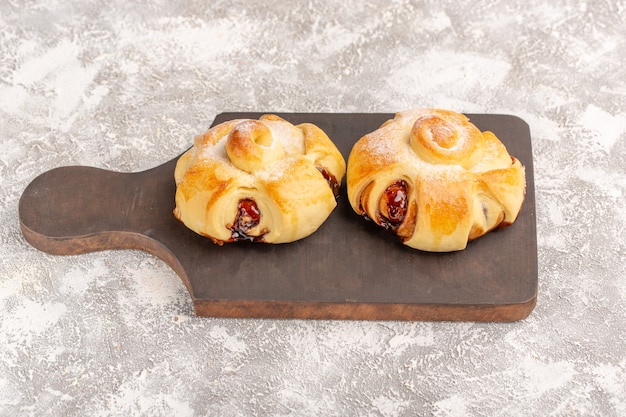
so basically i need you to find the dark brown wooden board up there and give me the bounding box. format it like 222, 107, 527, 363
19, 113, 537, 321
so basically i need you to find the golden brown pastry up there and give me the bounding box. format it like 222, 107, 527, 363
174, 114, 346, 244
347, 108, 526, 252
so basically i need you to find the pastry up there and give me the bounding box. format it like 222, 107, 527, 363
347, 108, 526, 252
174, 114, 346, 244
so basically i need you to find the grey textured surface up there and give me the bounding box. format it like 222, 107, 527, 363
1, 0, 625, 416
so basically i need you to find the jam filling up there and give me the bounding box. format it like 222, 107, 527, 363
230, 199, 265, 242
377, 180, 408, 231
317, 166, 340, 198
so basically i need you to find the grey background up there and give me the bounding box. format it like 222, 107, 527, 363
1, 0, 625, 416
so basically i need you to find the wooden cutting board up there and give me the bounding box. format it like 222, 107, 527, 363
19, 113, 537, 321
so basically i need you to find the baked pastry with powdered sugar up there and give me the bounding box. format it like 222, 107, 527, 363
346, 108, 526, 252
174, 114, 346, 244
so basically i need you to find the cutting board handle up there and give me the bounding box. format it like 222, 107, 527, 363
19, 162, 194, 297
19, 165, 165, 256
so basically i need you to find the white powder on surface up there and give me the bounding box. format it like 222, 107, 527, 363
521, 357, 577, 397
372, 394, 410, 417
420, 10, 452, 33
57, 259, 109, 296
0, 85, 30, 116
576, 167, 625, 200
200, 133, 229, 161
0, 377, 23, 407
387, 49, 511, 97
125, 262, 189, 308
433, 395, 469, 417
194, 118, 310, 184
0, 299, 67, 357
592, 362, 626, 415
254, 156, 296, 183
6, 38, 108, 133
12, 40, 80, 86
580, 105, 626, 152
111, 16, 252, 69
355, 117, 472, 184
92, 370, 196, 417
362, 128, 403, 159
264, 120, 306, 155
208, 325, 249, 354
385, 323, 435, 355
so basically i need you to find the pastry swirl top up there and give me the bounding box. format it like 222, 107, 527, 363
347, 108, 526, 252
174, 114, 346, 244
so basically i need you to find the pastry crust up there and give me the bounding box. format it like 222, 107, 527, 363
347, 108, 526, 252
174, 114, 346, 244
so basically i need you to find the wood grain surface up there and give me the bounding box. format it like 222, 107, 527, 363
19, 113, 537, 321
